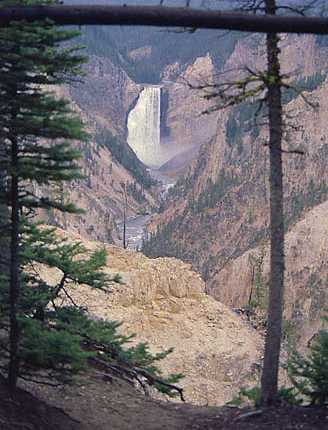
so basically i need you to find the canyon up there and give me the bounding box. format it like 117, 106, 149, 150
2, 3, 328, 430
41, 21, 328, 343
29, 14, 328, 415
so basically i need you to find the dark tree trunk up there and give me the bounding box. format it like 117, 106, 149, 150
261, 0, 285, 406
0, 5, 328, 35
123, 183, 127, 250
123, 215, 127, 249
7, 137, 20, 389
0, 144, 9, 285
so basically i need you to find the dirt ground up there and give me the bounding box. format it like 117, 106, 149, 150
0, 377, 79, 430
192, 405, 328, 430
5, 373, 324, 430
26, 374, 218, 430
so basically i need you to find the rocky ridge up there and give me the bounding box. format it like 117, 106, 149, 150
41, 229, 262, 406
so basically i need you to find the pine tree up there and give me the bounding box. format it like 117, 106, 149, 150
260, 0, 284, 406
288, 317, 328, 406
0, 1, 183, 397
0, 0, 87, 388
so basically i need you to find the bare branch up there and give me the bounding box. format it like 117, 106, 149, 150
88, 354, 185, 401
0, 5, 328, 34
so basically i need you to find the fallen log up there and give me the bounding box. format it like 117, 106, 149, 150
0, 5, 327, 35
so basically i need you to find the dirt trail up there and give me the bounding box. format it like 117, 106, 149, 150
26, 375, 221, 430
20, 375, 328, 430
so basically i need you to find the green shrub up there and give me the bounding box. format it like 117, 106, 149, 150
228, 386, 261, 407
288, 326, 328, 406
228, 385, 301, 408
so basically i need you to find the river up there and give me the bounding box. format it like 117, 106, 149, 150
117, 169, 175, 250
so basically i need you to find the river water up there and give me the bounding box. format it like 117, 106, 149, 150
117, 169, 175, 250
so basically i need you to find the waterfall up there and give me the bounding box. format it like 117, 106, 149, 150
127, 86, 162, 167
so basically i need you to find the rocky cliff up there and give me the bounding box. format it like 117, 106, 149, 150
163, 54, 218, 150
69, 55, 140, 137
42, 229, 262, 406
213, 200, 328, 349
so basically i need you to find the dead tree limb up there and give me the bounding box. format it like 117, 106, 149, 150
89, 356, 185, 401
0, 5, 328, 34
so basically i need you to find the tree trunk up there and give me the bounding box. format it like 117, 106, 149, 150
0, 5, 328, 35
260, 0, 285, 405
123, 183, 127, 250
7, 137, 20, 389
0, 144, 9, 276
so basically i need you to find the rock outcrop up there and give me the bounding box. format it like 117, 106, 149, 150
44, 230, 262, 406
68, 55, 140, 137
163, 54, 218, 150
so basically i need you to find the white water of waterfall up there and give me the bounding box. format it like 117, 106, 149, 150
127, 86, 162, 167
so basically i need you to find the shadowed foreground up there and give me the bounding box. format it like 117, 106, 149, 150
1, 375, 326, 430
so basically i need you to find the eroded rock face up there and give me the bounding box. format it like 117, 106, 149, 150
45, 230, 262, 406
212, 200, 328, 347
224, 34, 328, 78
69, 55, 140, 137
44, 139, 155, 243
163, 54, 218, 150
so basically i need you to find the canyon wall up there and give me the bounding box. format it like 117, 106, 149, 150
212, 200, 328, 348
143, 34, 328, 331
43, 20, 246, 241
51, 30, 237, 240
41, 29, 328, 343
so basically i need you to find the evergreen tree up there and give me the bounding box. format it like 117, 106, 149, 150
0, 223, 184, 396
0, 1, 183, 397
0, 0, 87, 388
261, 0, 284, 406
288, 315, 328, 406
